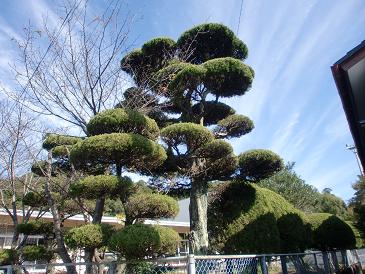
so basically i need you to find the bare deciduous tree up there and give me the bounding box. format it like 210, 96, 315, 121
8, 0, 135, 134
0, 99, 45, 249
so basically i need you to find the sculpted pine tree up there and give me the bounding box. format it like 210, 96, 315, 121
121, 23, 284, 253
67, 108, 179, 265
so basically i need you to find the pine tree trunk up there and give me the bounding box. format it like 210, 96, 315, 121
93, 198, 105, 224
82, 198, 106, 273
84, 248, 94, 274
11, 225, 19, 249
189, 180, 209, 254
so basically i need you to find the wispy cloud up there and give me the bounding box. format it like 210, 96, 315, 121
0, 0, 364, 200
270, 112, 300, 154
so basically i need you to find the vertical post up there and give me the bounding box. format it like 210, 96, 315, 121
331, 251, 339, 272
313, 253, 319, 269
341, 250, 349, 267
294, 255, 302, 274
280, 256, 288, 274
6, 265, 12, 274
353, 249, 363, 270
322, 252, 331, 274
260, 256, 268, 274
188, 254, 196, 274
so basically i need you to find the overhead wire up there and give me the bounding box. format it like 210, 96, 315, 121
236, 0, 244, 35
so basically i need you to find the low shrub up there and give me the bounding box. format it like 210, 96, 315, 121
0, 249, 17, 265
307, 213, 356, 251
108, 224, 180, 259
16, 221, 53, 235
64, 224, 114, 249
22, 245, 53, 262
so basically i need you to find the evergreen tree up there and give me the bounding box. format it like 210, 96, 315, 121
33, 110, 180, 268
121, 23, 283, 253
68, 108, 179, 265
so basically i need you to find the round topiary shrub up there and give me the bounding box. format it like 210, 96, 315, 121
192, 101, 235, 126
22, 245, 53, 262
0, 249, 17, 266
176, 23, 248, 64
125, 193, 179, 221
17, 221, 53, 235
214, 114, 254, 138
161, 123, 214, 151
42, 134, 81, 150
86, 108, 160, 140
69, 175, 132, 200
69, 133, 167, 170
208, 182, 311, 254
238, 149, 283, 181
64, 224, 114, 250
307, 213, 356, 251
154, 226, 181, 256
108, 224, 180, 259
22, 192, 48, 208
203, 57, 254, 98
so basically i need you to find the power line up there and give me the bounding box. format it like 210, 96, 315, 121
236, 0, 244, 35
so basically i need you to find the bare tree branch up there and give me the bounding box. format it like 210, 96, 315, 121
6, 0, 135, 134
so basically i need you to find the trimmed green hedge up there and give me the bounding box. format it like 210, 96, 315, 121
161, 123, 214, 151
192, 101, 235, 126
65, 224, 114, 249
109, 224, 180, 259
203, 57, 254, 98
346, 221, 364, 248
214, 114, 254, 139
17, 221, 53, 235
0, 249, 17, 266
22, 245, 53, 262
307, 213, 356, 251
208, 182, 311, 254
31, 161, 49, 177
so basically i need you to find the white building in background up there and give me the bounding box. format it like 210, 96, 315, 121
0, 198, 191, 253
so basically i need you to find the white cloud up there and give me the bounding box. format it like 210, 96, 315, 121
270, 112, 300, 154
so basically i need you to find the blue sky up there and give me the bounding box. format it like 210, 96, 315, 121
0, 0, 364, 200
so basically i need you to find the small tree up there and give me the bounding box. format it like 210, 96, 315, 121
121, 23, 284, 253
66, 107, 179, 265
8, 0, 135, 134
0, 99, 48, 250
